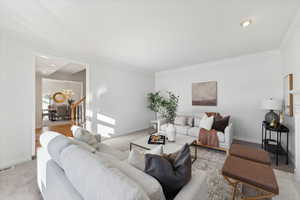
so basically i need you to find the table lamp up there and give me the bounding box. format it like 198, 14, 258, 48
261, 98, 282, 124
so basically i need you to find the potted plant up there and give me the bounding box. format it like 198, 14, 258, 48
147, 91, 179, 141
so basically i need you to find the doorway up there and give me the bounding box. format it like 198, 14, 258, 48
34, 55, 88, 151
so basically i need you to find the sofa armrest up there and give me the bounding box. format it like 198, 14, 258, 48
174, 170, 208, 200
224, 122, 233, 147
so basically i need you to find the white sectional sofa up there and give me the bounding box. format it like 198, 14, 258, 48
159, 113, 233, 150
37, 131, 209, 200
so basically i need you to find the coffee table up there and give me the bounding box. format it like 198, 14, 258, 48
130, 134, 197, 163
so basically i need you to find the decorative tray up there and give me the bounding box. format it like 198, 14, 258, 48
148, 135, 166, 145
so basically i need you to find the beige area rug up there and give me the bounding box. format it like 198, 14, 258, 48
1, 130, 299, 200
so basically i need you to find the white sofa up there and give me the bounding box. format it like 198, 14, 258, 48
159, 113, 233, 150
37, 131, 209, 200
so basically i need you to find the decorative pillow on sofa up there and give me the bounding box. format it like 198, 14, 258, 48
212, 116, 230, 133
72, 126, 100, 149
186, 116, 194, 127
199, 114, 214, 130
145, 144, 192, 200
128, 145, 163, 171
174, 116, 187, 126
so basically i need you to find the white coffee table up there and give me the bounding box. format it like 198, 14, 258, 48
129, 134, 197, 163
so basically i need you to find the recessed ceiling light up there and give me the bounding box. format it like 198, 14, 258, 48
240, 19, 252, 28
50, 64, 56, 67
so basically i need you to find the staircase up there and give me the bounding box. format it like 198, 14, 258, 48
71, 96, 86, 127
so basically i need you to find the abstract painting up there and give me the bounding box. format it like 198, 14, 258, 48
192, 81, 217, 106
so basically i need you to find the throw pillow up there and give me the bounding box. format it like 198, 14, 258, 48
73, 127, 99, 149
127, 145, 163, 171
212, 116, 230, 133
194, 116, 201, 127
145, 144, 192, 200
174, 116, 187, 126
199, 114, 214, 130
187, 116, 194, 127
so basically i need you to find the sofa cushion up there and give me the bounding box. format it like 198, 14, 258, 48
187, 127, 200, 138
97, 150, 166, 200
97, 143, 128, 161
60, 145, 150, 200
174, 116, 187, 126
174, 125, 190, 135
217, 132, 225, 143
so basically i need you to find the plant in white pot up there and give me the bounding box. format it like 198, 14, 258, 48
147, 91, 179, 141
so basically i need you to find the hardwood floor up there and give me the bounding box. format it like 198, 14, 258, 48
35, 123, 73, 148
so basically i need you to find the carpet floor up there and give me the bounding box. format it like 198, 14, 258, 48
1, 130, 300, 200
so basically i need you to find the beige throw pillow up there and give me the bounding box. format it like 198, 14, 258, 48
174, 116, 187, 126
199, 114, 214, 130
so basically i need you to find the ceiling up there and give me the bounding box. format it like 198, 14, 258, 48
36, 56, 86, 76
1, 0, 299, 72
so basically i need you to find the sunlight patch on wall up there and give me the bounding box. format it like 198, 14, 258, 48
97, 124, 115, 138
97, 113, 116, 125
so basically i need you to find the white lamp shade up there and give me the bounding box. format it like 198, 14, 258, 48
261, 99, 282, 111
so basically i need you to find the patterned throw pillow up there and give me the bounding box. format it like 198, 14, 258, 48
174, 116, 187, 126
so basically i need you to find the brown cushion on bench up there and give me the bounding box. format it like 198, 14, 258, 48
222, 156, 279, 194
229, 143, 271, 165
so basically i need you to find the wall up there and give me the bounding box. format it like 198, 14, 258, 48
0, 29, 155, 169
156, 51, 283, 143
42, 79, 83, 103
0, 32, 35, 169
280, 8, 300, 167
87, 65, 155, 138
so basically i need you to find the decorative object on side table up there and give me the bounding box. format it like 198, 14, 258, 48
261, 98, 282, 125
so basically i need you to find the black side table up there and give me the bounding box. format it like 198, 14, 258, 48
261, 121, 289, 166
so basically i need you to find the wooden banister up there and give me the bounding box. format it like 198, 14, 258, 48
71, 96, 86, 126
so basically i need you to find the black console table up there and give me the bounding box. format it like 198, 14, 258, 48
261, 121, 289, 166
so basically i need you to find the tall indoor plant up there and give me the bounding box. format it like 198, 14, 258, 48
147, 91, 179, 123
147, 91, 179, 140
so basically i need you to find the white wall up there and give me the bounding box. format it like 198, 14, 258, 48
0, 29, 155, 169
280, 8, 300, 166
87, 65, 155, 138
42, 79, 83, 103
156, 51, 283, 143
0, 32, 35, 169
